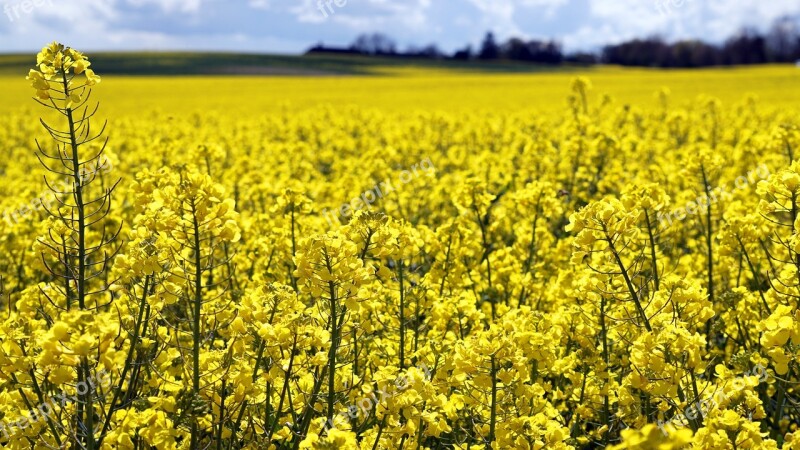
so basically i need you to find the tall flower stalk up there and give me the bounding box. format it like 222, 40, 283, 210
26, 42, 119, 450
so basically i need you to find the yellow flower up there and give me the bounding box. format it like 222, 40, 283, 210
73, 58, 90, 74
52, 321, 71, 341
26, 69, 49, 90
85, 68, 101, 85
72, 334, 96, 357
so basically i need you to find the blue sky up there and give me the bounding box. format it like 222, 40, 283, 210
1, 0, 798, 54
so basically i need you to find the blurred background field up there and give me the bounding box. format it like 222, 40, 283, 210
1, 53, 798, 116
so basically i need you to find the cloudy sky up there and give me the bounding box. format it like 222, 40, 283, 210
1, 0, 798, 54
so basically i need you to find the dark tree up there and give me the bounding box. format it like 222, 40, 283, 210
479, 32, 500, 60
670, 40, 719, 67
453, 45, 473, 60
722, 28, 767, 65
531, 40, 563, 64
767, 16, 800, 62
405, 44, 444, 59
603, 37, 671, 66
564, 52, 598, 65
350, 33, 397, 55
492, 36, 564, 63
306, 24, 798, 68
503, 37, 531, 61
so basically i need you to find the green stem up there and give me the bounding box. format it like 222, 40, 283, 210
737, 237, 771, 315
60, 69, 86, 310
216, 379, 226, 450
399, 259, 406, 370
600, 295, 611, 444
61, 67, 93, 450
326, 252, 339, 423
191, 200, 203, 449
488, 355, 497, 444
604, 227, 652, 332
644, 208, 659, 291
700, 166, 714, 303
97, 276, 152, 445
266, 334, 297, 443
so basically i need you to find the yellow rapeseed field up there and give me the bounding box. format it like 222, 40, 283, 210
1, 42, 800, 449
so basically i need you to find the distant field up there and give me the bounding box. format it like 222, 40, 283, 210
1, 52, 798, 116
0, 52, 584, 76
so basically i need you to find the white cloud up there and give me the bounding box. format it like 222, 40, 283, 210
290, 0, 432, 30
125, 0, 205, 13
703, 0, 799, 39
0, 0, 798, 53
463, 0, 569, 43
519, 0, 569, 17
561, 24, 625, 51
248, 0, 270, 11
0, 0, 206, 52
581, 0, 800, 47
464, 0, 519, 37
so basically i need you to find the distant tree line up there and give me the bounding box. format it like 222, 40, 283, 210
307, 32, 567, 64
306, 16, 800, 67
605, 18, 800, 67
